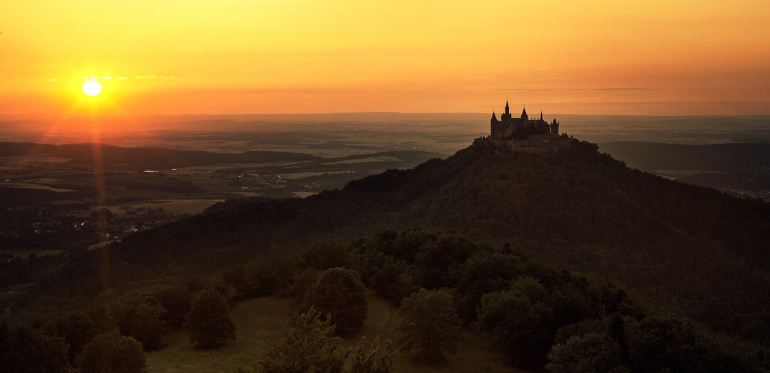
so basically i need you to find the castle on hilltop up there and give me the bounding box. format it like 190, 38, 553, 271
490, 101, 559, 140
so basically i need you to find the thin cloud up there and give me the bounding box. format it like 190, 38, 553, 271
135, 75, 176, 80
494, 88, 671, 92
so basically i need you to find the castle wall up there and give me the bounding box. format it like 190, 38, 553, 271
489, 135, 568, 154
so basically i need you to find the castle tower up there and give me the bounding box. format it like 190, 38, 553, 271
505, 101, 510, 115
540, 110, 543, 121
490, 111, 498, 139
551, 119, 559, 135
521, 107, 528, 120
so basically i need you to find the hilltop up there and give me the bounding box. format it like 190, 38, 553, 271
16, 137, 770, 347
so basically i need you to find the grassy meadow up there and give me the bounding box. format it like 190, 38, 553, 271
146, 295, 521, 373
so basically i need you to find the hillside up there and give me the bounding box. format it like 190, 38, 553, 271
25, 138, 770, 345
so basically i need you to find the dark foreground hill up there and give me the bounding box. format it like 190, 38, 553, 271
29, 138, 770, 345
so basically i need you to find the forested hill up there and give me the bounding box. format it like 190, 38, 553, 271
38, 138, 770, 344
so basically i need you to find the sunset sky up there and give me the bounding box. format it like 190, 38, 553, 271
2, 0, 769, 115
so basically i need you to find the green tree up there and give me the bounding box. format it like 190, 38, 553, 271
303, 240, 353, 271
302, 267, 368, 335
48, 311, 111, 364
476, 285, 553, 368
184, 290, 236, 349
76, 330, 147, 373
109, 301, 166, 351
626, 314, 717, 373
2, 326, 71, 373
257, 307, 347, 373
546, 333, 628, 373
150, 286, 193, 330
398, 288, 462, 364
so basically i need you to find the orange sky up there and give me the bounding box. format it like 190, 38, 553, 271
1, 0, 769, 115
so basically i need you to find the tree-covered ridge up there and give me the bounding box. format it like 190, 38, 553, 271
343, 139, 770, 340
4, 228, 768, 372
23, 138, 770, 346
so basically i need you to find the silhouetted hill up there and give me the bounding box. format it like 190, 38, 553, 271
33, 138, 770, 344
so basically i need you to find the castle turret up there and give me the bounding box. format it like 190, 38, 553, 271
540, 110, 543, 121
490, 111, 499, 139
521, 107, 528, 120
505, 101, 510, 115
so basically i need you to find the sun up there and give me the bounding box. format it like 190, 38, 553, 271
82, 80, 102, 96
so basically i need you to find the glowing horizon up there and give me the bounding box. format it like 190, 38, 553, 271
1, 0, 769, 116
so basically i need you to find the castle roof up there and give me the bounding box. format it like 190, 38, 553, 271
491, 111, 497, 121
522, 107, 528, 116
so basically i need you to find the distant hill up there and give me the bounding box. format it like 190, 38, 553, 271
31, 138, 770, 345
0, 142, 321, 171
599, 141, 770, 173
599, 141, 770, 192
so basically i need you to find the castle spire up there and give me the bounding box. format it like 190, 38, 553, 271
540, 110, 543, 121
491, 110, 497, 121
505, 100, 509, 115
521, 106, 528, 120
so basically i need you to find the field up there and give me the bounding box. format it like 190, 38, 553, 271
1, 249, 64, 259
146, 295, 520, 373
0, 142, 443, 255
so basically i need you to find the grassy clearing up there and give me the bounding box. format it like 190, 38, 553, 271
102, 199, 224, 216
146, 297, 294, 373
146, 295, 522, 373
